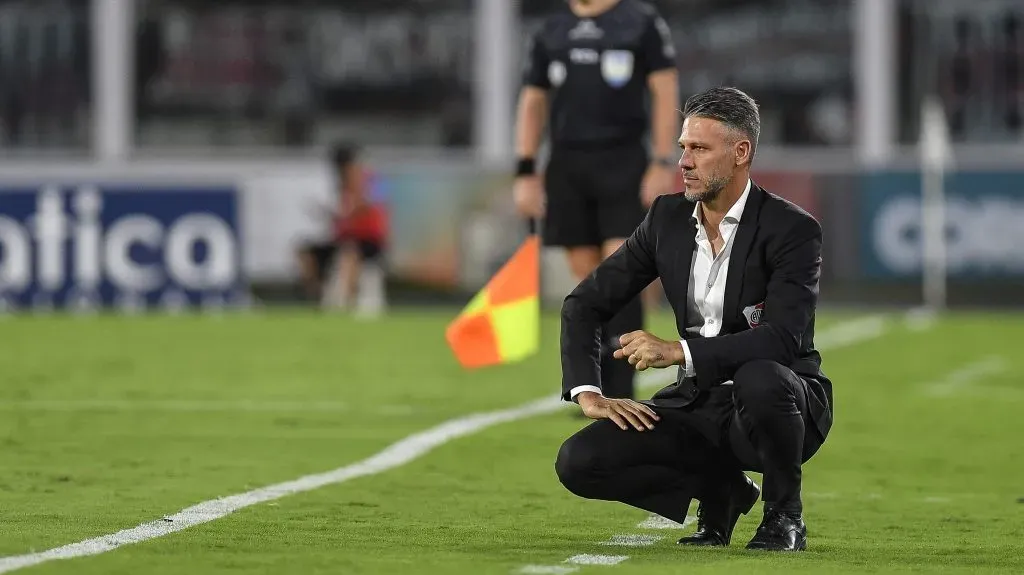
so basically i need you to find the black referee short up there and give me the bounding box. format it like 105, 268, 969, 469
543, 141, 647, 248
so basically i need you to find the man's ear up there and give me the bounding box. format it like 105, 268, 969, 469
734, 140, 752, 166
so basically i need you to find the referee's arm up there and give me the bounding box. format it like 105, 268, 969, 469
516, 33, 550, 163
516, 89, 547, 162
643, 14, 679, 165
513, 31, 551, 219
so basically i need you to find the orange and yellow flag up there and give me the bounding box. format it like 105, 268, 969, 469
445, 235, 540, 369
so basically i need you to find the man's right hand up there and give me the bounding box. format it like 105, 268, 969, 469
513, 175, 545, 218
576, 391, 660, 431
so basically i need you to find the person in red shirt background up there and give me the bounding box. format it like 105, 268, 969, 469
299, 143, 389, 316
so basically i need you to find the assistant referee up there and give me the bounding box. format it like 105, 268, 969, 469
513, 0, 679, 400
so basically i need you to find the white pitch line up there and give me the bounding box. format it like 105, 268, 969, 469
904, 307, 939, 332
0, 396, 565, 574
809, 314, 888, 351
517, 566, 579, 574
636, 514, 695, 530
600, 534, 664, 547
0, 315, 895, 574
565, 554, 629, 566
519, 516, 689, 575
924, 356, 1007, 397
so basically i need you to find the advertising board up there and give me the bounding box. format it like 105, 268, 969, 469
861, 171, 1024, 279
0, 185, 245, 311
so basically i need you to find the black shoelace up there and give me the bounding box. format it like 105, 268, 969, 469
757, 510, 791, 535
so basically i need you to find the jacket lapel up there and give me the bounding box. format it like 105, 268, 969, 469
721, 185, 764, 331
672, 200, 698, 330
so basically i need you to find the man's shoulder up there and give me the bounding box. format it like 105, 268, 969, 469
621, 0, 662, 17
532, 8, 575, 40
616, 0, 665, 29
642, 193, 695, 239
649, 191, 693, 219
757, 185, 821, 233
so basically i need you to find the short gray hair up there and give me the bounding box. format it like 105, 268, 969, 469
682, 87, 760, 161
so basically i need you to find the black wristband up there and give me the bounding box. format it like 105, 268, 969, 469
516, 157, 536, 177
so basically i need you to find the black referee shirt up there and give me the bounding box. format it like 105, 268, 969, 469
523, 0, 676, 149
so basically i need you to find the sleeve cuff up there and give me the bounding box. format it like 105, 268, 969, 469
568, 385, 603, 403
679, 339, 695, 378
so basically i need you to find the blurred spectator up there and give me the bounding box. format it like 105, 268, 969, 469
996, 12, 1022, 134
946, 17, 973, 138
302, 143, 389, 317
271, 21, 314, 146
133, 0, 474, 149
135, 0, 166, 126
904, 0, 1024, 143
0, 0, 90, 151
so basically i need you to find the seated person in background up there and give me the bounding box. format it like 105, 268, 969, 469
321, 143, 389, 316
297, 237, 337, 304
296, 146, 348, 303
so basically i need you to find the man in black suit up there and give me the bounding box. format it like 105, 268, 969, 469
554, 87, 832, 552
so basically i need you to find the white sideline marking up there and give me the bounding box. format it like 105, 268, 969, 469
600, 534, 664, 547
0, 315, 895, 574
516, 516, 686, 574
924, 356, 1007, 397
565, 555, 629, 566
0, 396, 565, 574
810, 315, 888, 351
636, 514, 695, 530
517, 566, 579, 574
0, 399, 416, 415
904, 307, 939, 332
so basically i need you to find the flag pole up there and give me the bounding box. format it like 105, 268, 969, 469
526, 217, 538, 236
526, 216, 542, 331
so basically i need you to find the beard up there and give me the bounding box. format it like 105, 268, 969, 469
683, 173, 729, 203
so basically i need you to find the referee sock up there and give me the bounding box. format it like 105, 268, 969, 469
600, 296, 643, 399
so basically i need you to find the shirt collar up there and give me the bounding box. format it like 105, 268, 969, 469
691, 178, 753, 230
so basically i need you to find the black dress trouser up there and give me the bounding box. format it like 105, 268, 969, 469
555, 360, 825, 521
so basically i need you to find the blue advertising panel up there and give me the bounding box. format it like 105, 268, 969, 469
861, 172, 1024, 279
0, 185, 247, 311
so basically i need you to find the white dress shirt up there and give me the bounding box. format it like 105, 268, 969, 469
569, 179, 752, 401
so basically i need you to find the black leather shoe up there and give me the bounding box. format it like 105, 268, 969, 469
745, 510, 807, 551
677, 474, 760, 547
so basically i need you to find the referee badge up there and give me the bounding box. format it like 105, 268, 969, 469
743, 302, 765, 329
548, 61, 566, 87
600, 50, 633, 88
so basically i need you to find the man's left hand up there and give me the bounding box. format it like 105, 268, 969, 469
641, 163, 675, 207
613, 330, 684, 371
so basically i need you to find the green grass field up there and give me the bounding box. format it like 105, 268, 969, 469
1, 309, 1023, 574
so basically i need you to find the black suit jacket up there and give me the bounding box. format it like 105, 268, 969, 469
559, 183, 833, 441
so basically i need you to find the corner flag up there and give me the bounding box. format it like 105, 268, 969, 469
445, 234, 540, 369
